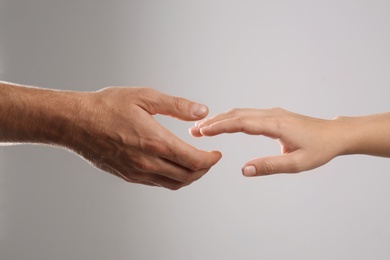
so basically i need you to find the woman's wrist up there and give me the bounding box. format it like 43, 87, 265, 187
331, 113, 390, 158
329, 116, 360, 157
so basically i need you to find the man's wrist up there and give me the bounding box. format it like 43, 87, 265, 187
0, 82, 88, 147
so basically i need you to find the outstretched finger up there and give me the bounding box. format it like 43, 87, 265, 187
197, 116, 281, 140
141, 89, 209, 121
190, 108, 274, 137
198, 118, 244, 136
189, 109, 244, 137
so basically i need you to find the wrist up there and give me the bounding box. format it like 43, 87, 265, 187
331, 115, 366, 156
44, 90, 92, 148
334, 113, 390, 157
0, 82, 89, 147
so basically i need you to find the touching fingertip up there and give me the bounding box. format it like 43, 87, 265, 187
243, 165, 257, 177
189, 126, 202, 137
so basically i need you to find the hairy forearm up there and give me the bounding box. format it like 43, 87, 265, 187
0, 82, 221, 189
0, 81, 87, 147
334, 113, 390, 158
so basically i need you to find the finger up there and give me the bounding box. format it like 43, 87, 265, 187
126, 167, 205, 191
189, 124, 205, 137
189, 110, 239, 137
148, 174, 188, 191
198, 117, 281, 140
161, 134, 222, 171
137, 128, 222, 180
103, 159, 194, 189
199, 118, 243, 136
190, 108, 262, 137
241, 152, 305, 176
128, 153, 215, 184
146, 171, 205, 191
143, 89, 209, 121
139, 117, 222, 171
100, 164, 158, 187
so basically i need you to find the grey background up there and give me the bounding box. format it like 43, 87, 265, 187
1, 0, 390, 259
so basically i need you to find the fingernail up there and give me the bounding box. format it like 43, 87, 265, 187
191, 104, 208, 117
243, 166, 257, 177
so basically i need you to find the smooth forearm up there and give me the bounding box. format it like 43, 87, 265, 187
334, 113, 390, 158
0, 81, 88, 147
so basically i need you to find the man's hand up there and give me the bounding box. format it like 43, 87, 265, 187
78, 87, 221, 190
0, 82, 221, 190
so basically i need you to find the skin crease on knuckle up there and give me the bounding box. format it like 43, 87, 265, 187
128, 87, 159, 115
172, 96, 187, 114
262, 160, 276, 175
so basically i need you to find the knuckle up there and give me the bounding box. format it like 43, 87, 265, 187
137, 88, 159, 114
172, 97, 187, 113
188, 160, 203, 171
263, 160, 276, 175
227, 108, 241, 116
269, 107, 284, 113
141, 138, 168, 155
133, 158, 153, 172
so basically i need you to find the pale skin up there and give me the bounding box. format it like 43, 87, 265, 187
0, 81, 221, 190
190, 108, 390, 177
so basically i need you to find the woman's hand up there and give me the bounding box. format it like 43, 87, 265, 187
190, 108, 351, 176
